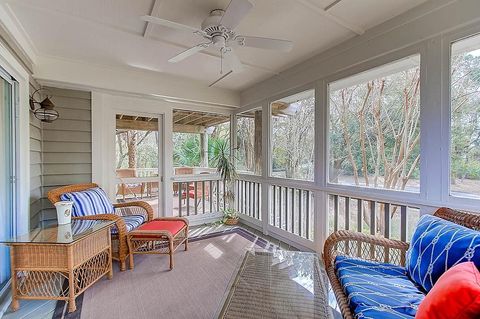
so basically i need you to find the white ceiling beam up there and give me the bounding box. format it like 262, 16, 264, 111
325, 0, 344, 11
143, 0, 164, 38
295, 0, 364, 35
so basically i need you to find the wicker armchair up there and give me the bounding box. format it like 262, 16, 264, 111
323, 207, 480, 319
47, 183, 154, 271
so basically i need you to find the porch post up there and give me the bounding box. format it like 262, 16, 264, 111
200, 133, 208, 167
261, 101, 270, 235
254, 110, 262, 175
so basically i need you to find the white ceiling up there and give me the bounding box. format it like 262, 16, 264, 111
3, 0, 427, 91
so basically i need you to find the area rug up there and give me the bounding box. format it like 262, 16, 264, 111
52, 228, 275, 319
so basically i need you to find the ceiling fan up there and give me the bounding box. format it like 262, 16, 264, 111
141, 0, 293, 76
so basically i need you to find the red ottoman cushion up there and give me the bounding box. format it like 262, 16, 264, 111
136, 220, 186, 236
416, 261, 480, 319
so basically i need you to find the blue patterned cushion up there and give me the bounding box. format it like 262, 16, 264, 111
60, 187, 114, 217
406, 214, 480, 292
110, 215, 145, 234
335, 256, 425, 318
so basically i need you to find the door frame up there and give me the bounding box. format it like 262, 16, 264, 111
113, 110, 164, 215
91, 92, 174, 217
0, 40, 30, 312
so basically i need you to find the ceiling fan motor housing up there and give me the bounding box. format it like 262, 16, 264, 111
202, 9, 235, 48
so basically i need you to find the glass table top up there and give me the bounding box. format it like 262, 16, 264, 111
216, 249, 335, 319
1, 219, 115, 244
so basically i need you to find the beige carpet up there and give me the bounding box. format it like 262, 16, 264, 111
79, 232, 259, 319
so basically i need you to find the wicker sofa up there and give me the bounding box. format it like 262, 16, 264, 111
324, 207, 480, 319
48, 183, 154, 271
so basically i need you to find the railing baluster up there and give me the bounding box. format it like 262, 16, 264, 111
186, 182, 190, 216
384, 203, 391, 263
384, 203, 390, 239
250, 182, 257, 218
242, 180, 246, 214
194, 181, 198, 215
202, 181, 205, 215
345, 196, 350, 231
235, 180, 238, 212
298, 189, 302, 237
306, 191, 310, 240
357, 198, 363, 258
178, 182, 182, 217
223, 180, 226, 210
255, 183, 260, 219
333, 195, 339, 232
357, 199, 363, 233
370, 200, 376, 260
248, 182, 252, 217
291, 188, 295, 234
209, 180, 213, 213
272, 185, 276, 226
400, 205, 407, 242
370, 201, 376, 235
279, 186, 283, 230
216, 180, 220, 212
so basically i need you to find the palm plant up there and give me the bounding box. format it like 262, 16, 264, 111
211, 139, 238, 216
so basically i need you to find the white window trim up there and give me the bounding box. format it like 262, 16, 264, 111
323, 45, 426, 202
267, 84, 316, 185
443, 25, 480, 209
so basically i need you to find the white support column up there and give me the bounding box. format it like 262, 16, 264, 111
200, 133, 208, 167
261, 100, 270, 234
314, 191, 328, 254
420, 37, 443, 213
162, 109, 174, 217
314, 79, 329, 252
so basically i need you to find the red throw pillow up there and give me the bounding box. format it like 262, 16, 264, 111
416, 261, 480, 319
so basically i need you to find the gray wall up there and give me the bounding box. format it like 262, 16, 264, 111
40, 87, 92, 222
29, 84, 42, 228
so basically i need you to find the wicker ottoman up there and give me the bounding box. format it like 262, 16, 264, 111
126, 218, 189, 270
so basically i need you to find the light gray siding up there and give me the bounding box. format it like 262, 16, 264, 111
41, 87, 92, 221
29, 100, 43, 228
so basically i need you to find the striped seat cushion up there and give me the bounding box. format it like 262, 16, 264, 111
60, 187, 114, 217
111, 215, 146, 234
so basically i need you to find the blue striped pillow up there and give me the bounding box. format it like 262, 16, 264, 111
60, 187, 114, 217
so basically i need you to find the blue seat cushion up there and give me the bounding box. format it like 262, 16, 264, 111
60, 187, 114, 217
406, 214, 480, 292
111, 215, 145, 234
335, 256, 425, 318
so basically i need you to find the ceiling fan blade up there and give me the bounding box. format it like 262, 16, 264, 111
168, 43, 211, 63
220, 0, 253, 30
141, 15, 205, 35
223, 48, 244, 73
236, 35, 293, 52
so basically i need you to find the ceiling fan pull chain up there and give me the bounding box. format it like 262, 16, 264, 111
220, 49, 224, 74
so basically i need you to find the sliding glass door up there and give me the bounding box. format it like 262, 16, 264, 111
0, 69, 17, 292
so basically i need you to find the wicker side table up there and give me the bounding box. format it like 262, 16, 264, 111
3, 220, 114, 313
127, 218, 189, 270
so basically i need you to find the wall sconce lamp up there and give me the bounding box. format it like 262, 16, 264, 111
29, 88, 59, 123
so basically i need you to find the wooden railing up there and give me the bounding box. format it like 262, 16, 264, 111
235, 178, 261, 220
172, 174, 224, 217
270, 184, 314, 240
328, 193, 420, 242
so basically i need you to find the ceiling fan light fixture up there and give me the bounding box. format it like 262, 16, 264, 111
29, 89, 60, 123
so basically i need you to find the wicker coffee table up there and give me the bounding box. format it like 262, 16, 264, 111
216, 250, 334, 319
2, 219, 114, 313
